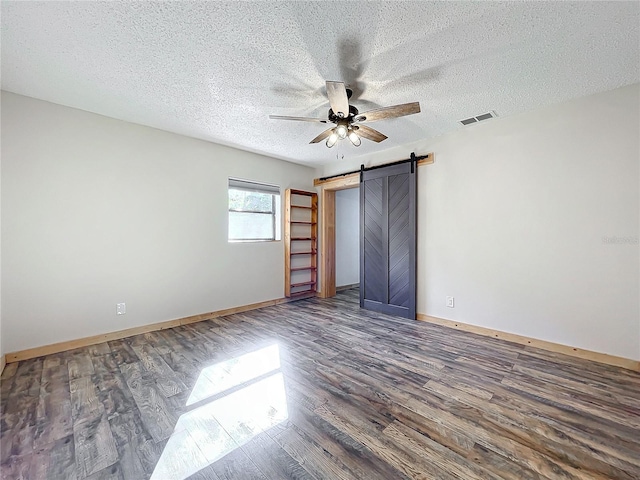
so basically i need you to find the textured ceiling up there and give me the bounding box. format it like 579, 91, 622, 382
2, 1, 639, 167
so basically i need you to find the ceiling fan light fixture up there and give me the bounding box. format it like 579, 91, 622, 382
336, 123, 348, 139
348, 130, 361, 147
326, 131, 339, 148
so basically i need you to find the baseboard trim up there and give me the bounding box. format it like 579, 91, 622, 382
416, 314, 640, 372
336, 283, 359, 292
0, 355, 6, 375
5, 293, 317, 364
10, 298, 635, 371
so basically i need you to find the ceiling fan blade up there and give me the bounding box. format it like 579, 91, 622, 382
355, 102, 421, 123
269, 115, 328, 123
326, 81, 350, 118
355, 125, 387, 143
309, 128, 335, 144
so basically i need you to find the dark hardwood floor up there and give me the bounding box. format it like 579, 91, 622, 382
1, 288, 639, 479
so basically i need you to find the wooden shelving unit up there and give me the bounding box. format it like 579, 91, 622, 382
285, 189, 318, 298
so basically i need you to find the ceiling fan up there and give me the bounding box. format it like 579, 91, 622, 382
269, 81, 421, 148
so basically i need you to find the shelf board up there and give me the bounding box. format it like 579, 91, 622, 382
289, 189, 316, 196
289, 290, 315, 297
291, 205, 313, 209
290, 266, 317, 272
290, 221, 317, 225
291, 280, 317, 288
290, 251, 317, 255
291, 237, 316, 241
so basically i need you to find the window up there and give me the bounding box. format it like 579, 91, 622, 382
228, 178, 281, 242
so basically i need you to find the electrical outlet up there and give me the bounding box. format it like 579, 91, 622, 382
446, 296, 454, 308
116, 303, 126, 315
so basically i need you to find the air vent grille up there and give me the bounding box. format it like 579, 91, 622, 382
459, 111, 497, 126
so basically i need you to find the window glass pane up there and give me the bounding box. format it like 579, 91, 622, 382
229, 212, 274, 241
229, 189, 273, 213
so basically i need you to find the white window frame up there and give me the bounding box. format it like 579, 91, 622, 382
228, 178, 281, 243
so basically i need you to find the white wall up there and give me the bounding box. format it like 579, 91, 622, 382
335, 188, 360, 287
320, 83, 640, 361
0, 139, 3, 363
1, 92, 315, 353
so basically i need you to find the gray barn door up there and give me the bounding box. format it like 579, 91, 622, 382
360, 161, 417, 319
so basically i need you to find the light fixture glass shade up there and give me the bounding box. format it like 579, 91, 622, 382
326, 132, 339, 148
348, 131, 361, 146
336, 124, 348, 139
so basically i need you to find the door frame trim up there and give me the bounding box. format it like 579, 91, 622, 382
318, 182, 355, 298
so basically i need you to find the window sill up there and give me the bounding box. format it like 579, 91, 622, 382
228, 239, 282, 244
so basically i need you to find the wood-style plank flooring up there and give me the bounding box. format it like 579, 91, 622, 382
1, 288, 639, 479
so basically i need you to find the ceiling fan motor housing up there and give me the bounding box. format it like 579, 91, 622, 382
328, 105, 359, 123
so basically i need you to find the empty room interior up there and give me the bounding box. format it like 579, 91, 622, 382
1, 2, 640, 479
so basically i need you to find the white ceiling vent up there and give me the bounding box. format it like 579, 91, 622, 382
459, 111, 497, 126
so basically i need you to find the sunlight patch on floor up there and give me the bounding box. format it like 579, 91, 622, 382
150, 344, 288, 480
187, 343, 282, 406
